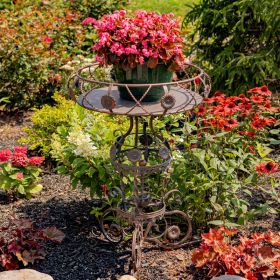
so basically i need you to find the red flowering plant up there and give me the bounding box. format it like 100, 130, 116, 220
170, 85, 279, 228
195, 85, 279, 171
84, 10, 185, 70
192, 226, 280, 280
0, 147, 45, 198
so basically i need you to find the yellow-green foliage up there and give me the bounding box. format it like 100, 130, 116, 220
20, 93, 74, 155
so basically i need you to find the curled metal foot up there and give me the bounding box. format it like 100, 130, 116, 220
146, 209, 192, 249
160, 210, 192, 249
99, 208, 125, 243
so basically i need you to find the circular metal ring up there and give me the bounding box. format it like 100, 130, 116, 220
101, 95, 116, 110
161, 94, 176, 110
127, 149, 142, 163
159, 146, 170, 160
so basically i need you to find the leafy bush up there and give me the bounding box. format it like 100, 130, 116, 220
0, 6, 85, 109
183, 0, 280, 94
21, 93, 74, 156
0, 217, 65, 270
51, 105, 129, 197
0, 0, 13, 10
22, 83, 279, 226
21, 63, 111, 154
68, 0, 128, 19
170, 86, 279, 228
0, 147, 44, 198
192, 226, 280, 279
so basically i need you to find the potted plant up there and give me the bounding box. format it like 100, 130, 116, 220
83, 10, 185, 102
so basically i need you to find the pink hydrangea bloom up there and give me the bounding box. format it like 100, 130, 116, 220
29, 156, 45, 166
16, 172, 24, 180
14, 146, 27, 154
12, 153, 29, 167
0, 150, 12, 162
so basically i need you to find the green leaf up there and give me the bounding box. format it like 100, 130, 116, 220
256, 142, 273, 158
28, 184, 43, 194
71, 178, 79, 188
243, 189, 252, 196
270, 140, 280, 145
208, 220, 224, 226
3, 163, 12, 173
245, 173, 257, 184
17, 185, 26, 194
224, 222, 241, 227
269, 129, 280, 135
56, 165, 68, 174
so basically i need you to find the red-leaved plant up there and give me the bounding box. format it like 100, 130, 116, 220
0, 217, 65, 270
84, 10, 185, 70
192, 226, 280, 280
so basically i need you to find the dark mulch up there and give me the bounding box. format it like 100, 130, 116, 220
0, 112, 279, 280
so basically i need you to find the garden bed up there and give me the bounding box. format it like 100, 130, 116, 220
0, 113, 279, 280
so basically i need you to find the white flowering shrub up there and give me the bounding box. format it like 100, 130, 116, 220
51, 104, 130, 196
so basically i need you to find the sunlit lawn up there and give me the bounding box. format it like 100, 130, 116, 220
128, 0, 198, 17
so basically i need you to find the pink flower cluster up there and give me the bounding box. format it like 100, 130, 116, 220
0, 147, 44, 168
84, 10, 185, 70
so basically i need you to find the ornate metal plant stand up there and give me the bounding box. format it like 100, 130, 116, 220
68, 63, 211, 274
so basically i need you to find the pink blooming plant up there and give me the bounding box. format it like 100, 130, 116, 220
0, 147, 44, 198
42, 37, 53, 43
84, 10, 185, 70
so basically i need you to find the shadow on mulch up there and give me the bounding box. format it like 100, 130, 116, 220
18, 198, 131, 280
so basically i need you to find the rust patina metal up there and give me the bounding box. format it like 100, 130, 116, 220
68, 62, 211, 274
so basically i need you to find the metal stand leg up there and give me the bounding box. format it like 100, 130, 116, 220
100, 116, 192, 274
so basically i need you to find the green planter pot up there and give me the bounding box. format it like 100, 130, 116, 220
113, 63, 173, 102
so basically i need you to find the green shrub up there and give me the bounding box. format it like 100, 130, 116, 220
20, 93, 74, 155
183, 0, 280, 94
0, 0, 13, 10
68, 0, 128, 19
0, 6, 86, 109
22, 83, 279, 227
50, 105, 130, 197
170, 88, 279, 228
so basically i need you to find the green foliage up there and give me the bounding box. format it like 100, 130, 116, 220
0, 0, 14, 10
0, 5, 85, 109
0, 147, 44, 198
68, 0, 128, 19
0, 0, 120, 110
0, 163, 43, 198
171, 129, 259, 228
21, 80, 279, 228
50, 105, 129, 197
168, 88, 279, 228
20, 93, 74, 156
183, 0, 280, 94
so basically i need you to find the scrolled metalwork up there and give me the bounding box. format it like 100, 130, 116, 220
70, 62, 211, 274
67, 62, 211, 117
